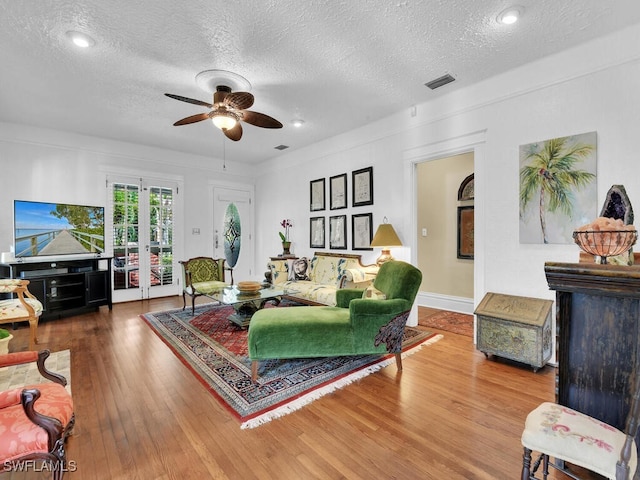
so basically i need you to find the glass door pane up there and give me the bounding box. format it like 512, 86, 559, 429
113, 183, 140, 292
148, 186, 173, 288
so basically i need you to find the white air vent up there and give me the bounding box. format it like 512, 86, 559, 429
425, 74, 456, 90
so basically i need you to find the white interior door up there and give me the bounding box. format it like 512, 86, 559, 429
109, 176, 181, 302
213, 185, 254, 283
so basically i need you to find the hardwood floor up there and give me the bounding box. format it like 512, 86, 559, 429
5, 298, 565, 479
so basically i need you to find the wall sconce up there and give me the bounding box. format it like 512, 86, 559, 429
370, 217, 403, 266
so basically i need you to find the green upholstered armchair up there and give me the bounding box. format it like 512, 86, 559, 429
248, 260, 422, 381
179, 257, 232, 314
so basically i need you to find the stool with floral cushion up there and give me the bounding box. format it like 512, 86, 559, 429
521, 372, 640, 479
0, 279, 43, 351
0, 350, 75, 479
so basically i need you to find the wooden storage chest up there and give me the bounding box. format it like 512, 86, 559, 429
475, 292, 553, 371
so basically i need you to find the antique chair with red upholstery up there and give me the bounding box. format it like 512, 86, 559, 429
0, 350, 75, 479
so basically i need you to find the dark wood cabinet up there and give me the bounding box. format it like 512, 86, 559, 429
86, 269, 110, 306
545, 262, 640, 433
1, 257, 112, 320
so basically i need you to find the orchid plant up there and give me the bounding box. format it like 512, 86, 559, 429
279, 219, 292, 242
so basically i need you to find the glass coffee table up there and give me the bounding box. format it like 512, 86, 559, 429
205, 285, 287, 328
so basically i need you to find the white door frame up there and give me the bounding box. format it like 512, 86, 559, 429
106, 171, 183, 302
403, 129, 487, 334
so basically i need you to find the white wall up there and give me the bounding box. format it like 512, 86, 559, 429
2, 23, 640, 327
253, 23, 640, 320
0, 123, 256, 293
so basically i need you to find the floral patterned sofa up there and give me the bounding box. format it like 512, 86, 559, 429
267, 252, 379, 306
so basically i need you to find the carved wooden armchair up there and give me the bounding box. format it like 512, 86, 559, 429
0, 350, 75, 479
179, 257, 233, 314
0, 279, 43, 350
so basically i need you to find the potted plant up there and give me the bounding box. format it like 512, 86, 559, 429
279, 219, 293, 255
0, 328, 13, 354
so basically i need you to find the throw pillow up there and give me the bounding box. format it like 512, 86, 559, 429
287, 257, 311, 281
362, 285, 386, 300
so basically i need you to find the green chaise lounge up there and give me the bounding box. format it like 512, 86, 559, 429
248, 260, 423, 382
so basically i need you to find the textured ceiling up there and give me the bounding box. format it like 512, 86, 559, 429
1, 1, 640, 165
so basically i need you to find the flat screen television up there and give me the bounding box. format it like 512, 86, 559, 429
14, 200, 105, 258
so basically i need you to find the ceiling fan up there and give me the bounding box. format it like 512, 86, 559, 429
165, 83, 283, 142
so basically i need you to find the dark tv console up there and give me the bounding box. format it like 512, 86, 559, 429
0, 257, 112, 320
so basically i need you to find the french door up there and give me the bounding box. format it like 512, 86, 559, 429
109, 176, 180, 302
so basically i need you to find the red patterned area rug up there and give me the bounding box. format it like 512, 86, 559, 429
420, 310, 474, 337
141, 302, 441, 429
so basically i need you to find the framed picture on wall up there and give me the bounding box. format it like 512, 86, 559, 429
329, 215, 347, 249
330, 173, 347, 210
458, 173, 474, 201
310, 216, 325, 248
352, 213, 373, 250
519, 131, 597, 244
310, 178, 326, 211
352, 167, 373, 207
457, 206, 474, 259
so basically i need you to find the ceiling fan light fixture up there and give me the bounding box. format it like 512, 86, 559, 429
211, 112, 238, 130
497, 6, 523, 25
166, 70, 282, 141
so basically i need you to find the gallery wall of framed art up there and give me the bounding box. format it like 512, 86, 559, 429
308, 167, 374, 250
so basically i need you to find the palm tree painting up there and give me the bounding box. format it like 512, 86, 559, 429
519, 132, 597, 244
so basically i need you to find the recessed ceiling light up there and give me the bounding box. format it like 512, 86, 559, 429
66, 31, 95, 48
497, 6, 523, 25
292, 119, 305, 128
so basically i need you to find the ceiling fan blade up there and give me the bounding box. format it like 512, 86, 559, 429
173, 113, 210, 126
223, 122, 243, 141
242, 110, 283, 129
224, 92, 254, 110
165, 93, 213, 108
